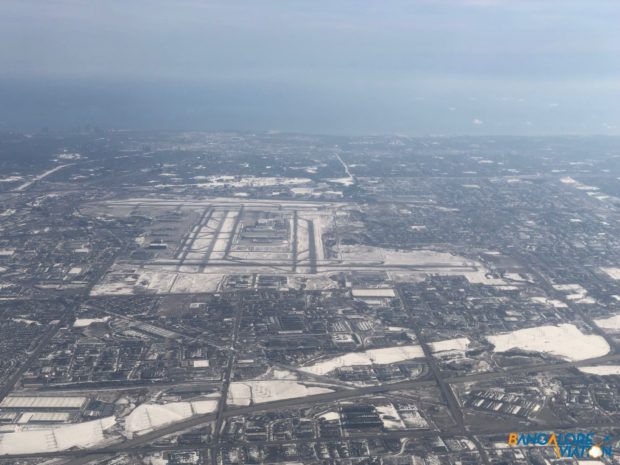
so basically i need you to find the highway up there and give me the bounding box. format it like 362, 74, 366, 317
5, 346, 620, 463
12, 413, 620, 462
4, 324, 620, 463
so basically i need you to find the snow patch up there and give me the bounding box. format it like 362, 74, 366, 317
430, 338, 470, 354
73, 317, 110, 327
594, 314, 620, 332
487, 324, 609, 362
601, 267, 620, 280
227, 381, 333, 406
0, 417, 115, 455
578, 365, 620, 376
531, 297, 568, 308
300, 345, 424, 376
124, 399, 218, 435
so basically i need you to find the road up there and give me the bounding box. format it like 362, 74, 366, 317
210, 301, 244, 465
414, 326, 464, 431
335, 153, 354, 181
5, 335, 620, 462
13, 164, 72, 192
0, 318, 64, 403
13, 414, 620, 462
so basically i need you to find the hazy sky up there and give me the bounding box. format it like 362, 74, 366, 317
1, 0, 619, 135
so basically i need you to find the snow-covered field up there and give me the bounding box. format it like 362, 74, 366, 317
91, 267, 223, 296
553, 283, 595, 304
601, 267, 620, 280
299, 345, 424, 376
578, 365, 620, 376
333, 246, 506, 286
73, 317, 110, 327
124, 399, 218, 435
169, 272, 224, 294
487, 324, 610, 361
430, 337, 470, 354
351, 288, 396, 298
227, 381, 333, 406
291, 187, 315, 195
327, 177, 354, 186
530, 297, 568, 308
0, 417, 115, 455
318, 411, 340, 421
375, 404, 406, 430
594, 313, 620, 333
155, 176, 312, 190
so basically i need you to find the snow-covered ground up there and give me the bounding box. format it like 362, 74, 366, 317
430, 337, 470, 354
227, 381, 333, 406
157, 176, 312, 190
335, 246, 506, 286
578, 365, 620, 376
11, 318, 41, 326
0, 417, 115, 455
504, 272, 531, 283
291, 187, 315, 195
594, 313, 620, 333
375, 404, 405, 430
487, 324, 610, 362
124, 399, 218, 435
73, 317, 110, 327
553, 283, 595, 304
318, 411, 340, 421
530, 297, 568, 308
399, 406, 429, 428
351, 288, 396, 298
0, 175, 24, 184
601, 267, 620, 280
299, 345, 424, 376
91, 267, 224, 296
327, 177, 354, 186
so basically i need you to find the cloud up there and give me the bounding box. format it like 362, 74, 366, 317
472, 118, 484, 125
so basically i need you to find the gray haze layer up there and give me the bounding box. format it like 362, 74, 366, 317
1, 0, 619, 135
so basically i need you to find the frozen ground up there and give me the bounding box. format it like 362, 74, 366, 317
327, 177, 354, 186
601, 267, 620, 280
375, 404, 407, 430
553, 283, 595, 304
73, 317, 110, 327
351, 288, 396, 298
430, 337, 471, 354
399, 406, 429, 428
257, 368, 298, 380
487, 324, 610, 361
334, 246, 506, 286
227, 381, 333, 406
299, 345, 424, 376
530, 297, 568, 308
318, 411, 340, 421
0, 416, 115, 455
91, 266, 223, 296
124, 399, 218, 435
155, 176, 312, 190
594, 313, 620, 332
578, 365, 620, 376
